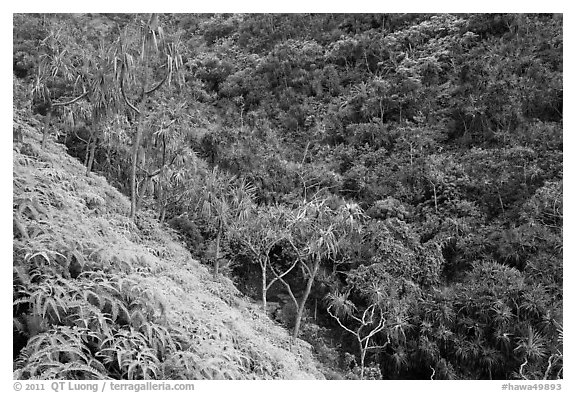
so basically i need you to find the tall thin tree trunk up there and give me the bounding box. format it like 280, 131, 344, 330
130, 53, 149, 220
137, 148, 148, 209
130, 120, 143, 220
293, 260, 319, 338
86, 136, 97, 176
261, 262, 267, 312
214, 220, 222, 276
84, 134, 93, 167
157, 182, 164, 219
159, 206, 166, 224
432, 182, 438, 213
41, 111, 52, 149
497, 186, 505, 215
359, 341, 366, 380
138, 175, 150, 210
157, 135, 166, 220
105, 142, 111, 177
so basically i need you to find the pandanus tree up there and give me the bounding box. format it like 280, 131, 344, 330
197, 168, 232, 277
326, 290, 390, 380
267, 198, 366, 338
327, 263, 421, 379
32, 23, 89, 150
197, 169, 256, 276
138, 99, 188, 217
115, 13, 184, 219
32, 13, 184, 207
295, 200, 366, 338
156, 147, 204, 223
231, 204, 300, 312
81, 48, 124, 176
32, 17, 123, 178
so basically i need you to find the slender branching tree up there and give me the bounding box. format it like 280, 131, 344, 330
116, 13, 183, 219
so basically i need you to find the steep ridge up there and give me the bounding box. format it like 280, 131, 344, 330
12, 108, 323, 380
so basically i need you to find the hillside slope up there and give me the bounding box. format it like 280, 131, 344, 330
12, 109, 324, 380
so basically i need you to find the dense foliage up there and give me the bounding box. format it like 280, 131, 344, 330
14, 13, 562, 380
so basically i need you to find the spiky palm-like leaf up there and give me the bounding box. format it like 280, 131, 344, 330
515, 326, 548, 360
325, 291, 357, 319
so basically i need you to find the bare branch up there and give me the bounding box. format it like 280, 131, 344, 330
268, 254, 299, 290
145, 66, 170, 95
544, 354, 560, 380
301, 141, 310, 165
299, 259, 313, 277
363, 315, 387, 343
365, 343, 390, 350
52, 91, 88, 107
73, 127, 90, 145
237, 237, 260, 261
120, 65, 140, 114
327, 306, 360, 337
348, 313, 364, 325
270, 271, 299, 308
519, 358, 528, 380
140, 153, 180, 179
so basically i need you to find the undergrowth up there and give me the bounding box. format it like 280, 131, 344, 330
13, 111, 323, 380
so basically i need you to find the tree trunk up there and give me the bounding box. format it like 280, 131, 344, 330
138, 175, 150, 210
497, 186, 505, 215
156, 135, 166, 218
105, 142, 112, 177
292, 260, 319, 338
432, 182, 438, 213
261, 261, 267, 312
157, 182, 164, 220
130, 119, 143, 220
157, 182, 168, 225
41, 111, 52, 149
84, 134, 93, 167
359, 341, 366, 380
86, 136, 97, 176
129, 51, 149, 220
137, 147, 148, 210
214, 220, 222, 276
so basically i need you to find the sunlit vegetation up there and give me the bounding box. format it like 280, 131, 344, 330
14, 13, 562, 380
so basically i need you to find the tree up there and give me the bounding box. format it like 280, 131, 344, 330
231, 204, 299, 312
268, 198, 365, 338
31, 15, 125, 181
197, 169, 255, 276
326, 290, 390, 379
31, 23, 89, 150
116, 13, 183, 219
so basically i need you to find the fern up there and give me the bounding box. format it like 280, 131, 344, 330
22, 278, 72, 323
139, 322, 178, 360
68, 300, 113, 337
38, 360, 109, 380
14, 195, 51, 221
15, 327, 99, 379
22, 245, 69, 277
161, 351, 204, 379
97, 328, 160, 379
25, 221, 50, 240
